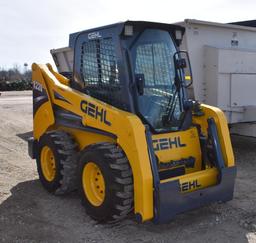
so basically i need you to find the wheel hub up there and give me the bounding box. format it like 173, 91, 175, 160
82, 162, 105, 207
40, 146, 56, 182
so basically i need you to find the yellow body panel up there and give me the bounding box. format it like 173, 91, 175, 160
32, 65, 55, 140
47, 63, 70, 86
193, 105, 235, 167
162, 168, 218, 193
33, 102, 55, 140
32, 63, 154, 221
32, 63, 235, 222
152, 127, 202, 173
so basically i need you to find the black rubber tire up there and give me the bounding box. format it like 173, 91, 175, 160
37, 130, 78, 195
78, 142, 134, 223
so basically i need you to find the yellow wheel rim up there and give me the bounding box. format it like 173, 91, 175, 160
40, 146, 56, 182
82, 162, 105, 207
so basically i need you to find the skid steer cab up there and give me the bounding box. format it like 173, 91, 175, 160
28, 21, 236, 224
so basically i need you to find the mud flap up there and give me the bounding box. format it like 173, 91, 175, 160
28, 137, 38, 159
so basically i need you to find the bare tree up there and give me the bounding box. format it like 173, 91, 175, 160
0, 64, 32, 90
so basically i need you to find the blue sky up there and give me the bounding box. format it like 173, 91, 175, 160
1, 0, 256, 70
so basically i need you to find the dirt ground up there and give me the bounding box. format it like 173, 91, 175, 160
0, 91, 256, 243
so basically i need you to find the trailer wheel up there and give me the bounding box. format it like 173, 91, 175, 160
79, 142, 133, 222
37, 130, 78, 194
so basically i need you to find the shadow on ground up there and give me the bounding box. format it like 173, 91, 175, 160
1, 134, 254, 242
0, 178, 251, 243
0, 180, 80, 242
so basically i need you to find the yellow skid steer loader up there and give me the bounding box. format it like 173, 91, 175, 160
28, 21, 236, 223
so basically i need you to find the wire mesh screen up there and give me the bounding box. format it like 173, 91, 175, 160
81, 38, 121, 107
135, 42, 175, 87
134, 39, 182, 129
135, 41, 176, 110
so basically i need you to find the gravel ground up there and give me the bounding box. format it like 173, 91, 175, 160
0, 91, 255, 243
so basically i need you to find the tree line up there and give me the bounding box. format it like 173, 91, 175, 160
0, 65, 32, 91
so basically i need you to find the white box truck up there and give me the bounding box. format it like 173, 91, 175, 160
178, 19, 256, 136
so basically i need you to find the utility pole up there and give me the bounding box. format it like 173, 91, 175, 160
24, 63, 28, 81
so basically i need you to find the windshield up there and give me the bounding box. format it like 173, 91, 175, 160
131, 29, 183, 132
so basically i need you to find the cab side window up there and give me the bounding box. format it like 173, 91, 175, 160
81, 38, 121, 106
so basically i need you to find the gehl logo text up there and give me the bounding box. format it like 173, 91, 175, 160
153, 137, 186, 151
80, 100, 111, 126
181, 180, 201, 192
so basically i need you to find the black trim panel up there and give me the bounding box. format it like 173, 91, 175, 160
28, 137, 38, 159
54, 91, 71, 104
54, 106, 117, 139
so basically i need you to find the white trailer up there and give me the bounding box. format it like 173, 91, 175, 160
178, 19, 256, 136
50, 47, 73, 75
51, 19, 256, 136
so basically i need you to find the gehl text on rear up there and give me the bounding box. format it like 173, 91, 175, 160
181, 180, 201, 192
